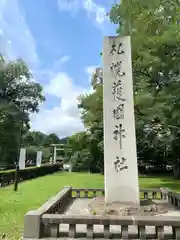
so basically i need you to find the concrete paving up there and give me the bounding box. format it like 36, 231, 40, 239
65, 198, 92, 215
65, 198, 180, 217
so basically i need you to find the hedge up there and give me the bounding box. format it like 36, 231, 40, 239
0, 163, 62, 187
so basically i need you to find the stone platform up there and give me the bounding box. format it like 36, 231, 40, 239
66, 198, 180, 217
23, 187, 180, 239
56, 198, 180, 237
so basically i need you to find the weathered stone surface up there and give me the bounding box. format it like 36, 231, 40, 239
103, 36, 139, 205
87, 197, 179, 217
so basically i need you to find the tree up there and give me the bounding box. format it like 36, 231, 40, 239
0, 55, 45, 165
0, 56, 45, 114
110, 0, 180, 177
70, 149, 92, 172
43, 133, 60, 146
23, 131, 61, 164
67, 131, 99, 172
26, 145, 51, 164
23, 131, 46, 146
61, 0, 180, 176
78, 84, 104, 173
91, 67, 103, 90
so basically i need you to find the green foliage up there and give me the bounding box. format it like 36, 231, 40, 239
66, 0, 180, 178
23, 131, 62, 164
109, 0, 180, 177
71, 86, 104, 173
67, 132, 91, 171
0, 163, 62, 186
43, 133, 60, 146
23, 131, 46, 146
23, 131, 61, 147
25, 145, 51, 163
1, 0, 180, 178
0, 55, 64, 167
0, 56, 45, 165
71, 149, 92, 172
79, 86, 103, 167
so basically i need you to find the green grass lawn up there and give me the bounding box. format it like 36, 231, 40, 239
0, 172, 180, 239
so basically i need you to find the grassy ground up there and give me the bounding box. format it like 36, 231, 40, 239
0, 172, 180, 239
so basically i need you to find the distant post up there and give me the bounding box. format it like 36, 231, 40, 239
53, 146, 57, 164
36, 151, 42, 167
19, 148, 26, 170
103, 36, 139, 205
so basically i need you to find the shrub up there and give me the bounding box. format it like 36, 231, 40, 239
0, 163, 62, 186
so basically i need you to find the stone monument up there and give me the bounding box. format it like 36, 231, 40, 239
19, 148, 26, 170
103, 36, 139, 206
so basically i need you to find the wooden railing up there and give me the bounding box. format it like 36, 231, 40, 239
23, 187, 180, 239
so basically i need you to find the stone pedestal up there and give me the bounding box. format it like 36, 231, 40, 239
103, 36, 139, 205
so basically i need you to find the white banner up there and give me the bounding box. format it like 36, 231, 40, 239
19, 148, 26, 170
36, 151, 42, 167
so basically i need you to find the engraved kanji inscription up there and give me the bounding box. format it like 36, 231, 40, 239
112, 80, 125, 101
110, 42, 124, 55
113, 104, 124, 120
114, 157, 128, 172
110, 61, 125, 78
113, 124, 126, 149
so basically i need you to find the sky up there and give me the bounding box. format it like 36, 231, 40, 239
0, 0, 117, 138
